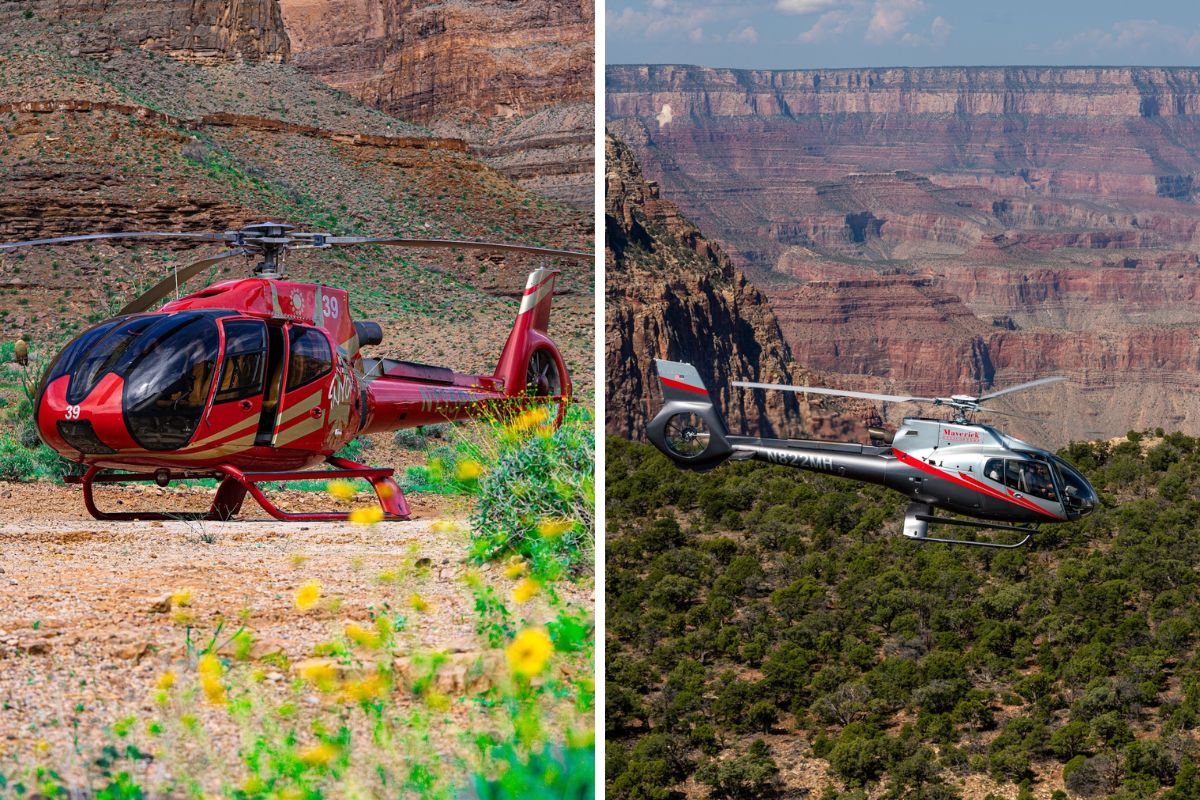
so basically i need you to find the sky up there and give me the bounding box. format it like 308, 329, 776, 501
605, 0, 1200, 69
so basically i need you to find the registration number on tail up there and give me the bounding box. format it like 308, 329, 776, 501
765, 450, 835, 471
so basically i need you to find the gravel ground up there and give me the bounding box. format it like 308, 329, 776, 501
0, 482, 593, 788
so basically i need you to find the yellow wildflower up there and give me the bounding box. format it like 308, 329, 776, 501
510, 407, 550, 432
454, 459, 484, 481
375, 482, 395, 500
156, 671, 176, 690
200, 674, 225, 705
171, 610, 195, 625
349, 506, 384, 526
537, 518, 575, 539
409, 593, 429, 612
425, 691, 451, 712
294, 580, 321, 611
298, 742, 339, 766
503, 557, 526, 579
197, 653, 221, 677
34, 739, 49, 754
344, 621, 381, 649
431, 519, 460, 533
326, 480, 357, 501
169, 588, 193, 607
341, 673, 389, 703
297, 658, 340, 692
511, 578, 540, 605
506, 628, 552, 677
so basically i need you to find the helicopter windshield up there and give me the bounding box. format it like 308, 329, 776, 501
1050, 454, 1098, 519
44, 313, 223, 450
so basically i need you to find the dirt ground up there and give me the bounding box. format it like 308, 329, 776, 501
0, 481, 593, 785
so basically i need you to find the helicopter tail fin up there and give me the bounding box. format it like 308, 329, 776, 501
493, 268, 570, 400
646, 360, 734, 471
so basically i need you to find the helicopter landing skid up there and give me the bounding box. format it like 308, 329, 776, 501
71, 456, 410, 522
903, 502, 1035, 549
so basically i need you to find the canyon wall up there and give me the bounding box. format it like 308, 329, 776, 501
2, 0, 290, 62
607, 65, 1200, 444
606, 134, 862, 441
280, 0, 594, 206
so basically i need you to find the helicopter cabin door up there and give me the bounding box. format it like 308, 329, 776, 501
194, 318, 269, 457
271, 324, 335, 452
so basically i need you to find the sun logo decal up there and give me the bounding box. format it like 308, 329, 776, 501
289, 289, 304, 314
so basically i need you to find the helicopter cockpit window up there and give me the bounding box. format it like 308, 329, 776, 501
984, 457, 1058, 501
1006, 459, 1058, 501
215, 320, 267, 404
286, 327, 332, 391
123, 316, 220, 450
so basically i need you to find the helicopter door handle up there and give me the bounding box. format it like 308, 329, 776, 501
311, 408, 323, 418
240, 400, 253, 411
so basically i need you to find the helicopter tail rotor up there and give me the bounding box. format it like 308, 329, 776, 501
647, 360, 734, 471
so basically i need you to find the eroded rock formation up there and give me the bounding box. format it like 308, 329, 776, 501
606, 134, 862, 441
607, 65, 1200, 444
3, 0, 290, 62
280, 0, 594, 206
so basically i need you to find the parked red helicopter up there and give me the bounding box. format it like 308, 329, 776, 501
0, 222, 592, 522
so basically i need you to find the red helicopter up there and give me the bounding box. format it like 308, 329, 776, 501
0, 222, 592, 522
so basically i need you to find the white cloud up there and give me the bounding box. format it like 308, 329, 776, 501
798, 8, 859, 43
1049, 18, 1200, 58
606, 1, 744, 41
865, 0, 926, 43
729, 25, 759, 43
776, 0, 843, 15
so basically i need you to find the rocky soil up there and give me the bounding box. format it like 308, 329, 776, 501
0, 481, 589, 784
607, 64, 1200, 445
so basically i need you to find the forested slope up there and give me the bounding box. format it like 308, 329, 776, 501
606, 431, 1200, 799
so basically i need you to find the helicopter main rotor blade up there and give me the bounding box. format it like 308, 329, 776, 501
117, 249, 247, 315
733, 380, 937, 404
321, 236, 594, 263
0, 231, 230, 250
977, 375, 1065, 401
974, 406, 1046, 422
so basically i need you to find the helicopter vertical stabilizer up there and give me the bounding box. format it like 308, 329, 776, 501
493, 268, 571, 403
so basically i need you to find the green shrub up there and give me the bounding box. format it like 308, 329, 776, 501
470, 742, 594, 800
468, 405, 594, 577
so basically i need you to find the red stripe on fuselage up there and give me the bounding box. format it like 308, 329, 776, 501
891, 448, 1060, 520
660, 376, 708, 396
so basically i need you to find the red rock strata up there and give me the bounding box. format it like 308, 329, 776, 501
607, 65, 1200, 443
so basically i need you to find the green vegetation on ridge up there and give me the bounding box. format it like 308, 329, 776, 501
606, 432, 1200, 799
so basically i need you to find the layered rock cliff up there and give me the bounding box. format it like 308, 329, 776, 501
606, 134, 862, 441
607, 65, 1200, 444
279, 0, 594, 206
0, 12, 594, 392
2, 0, 290, 62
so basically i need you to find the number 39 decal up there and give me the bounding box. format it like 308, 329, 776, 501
321, 295, 340, 319
65, 405, 81, 420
